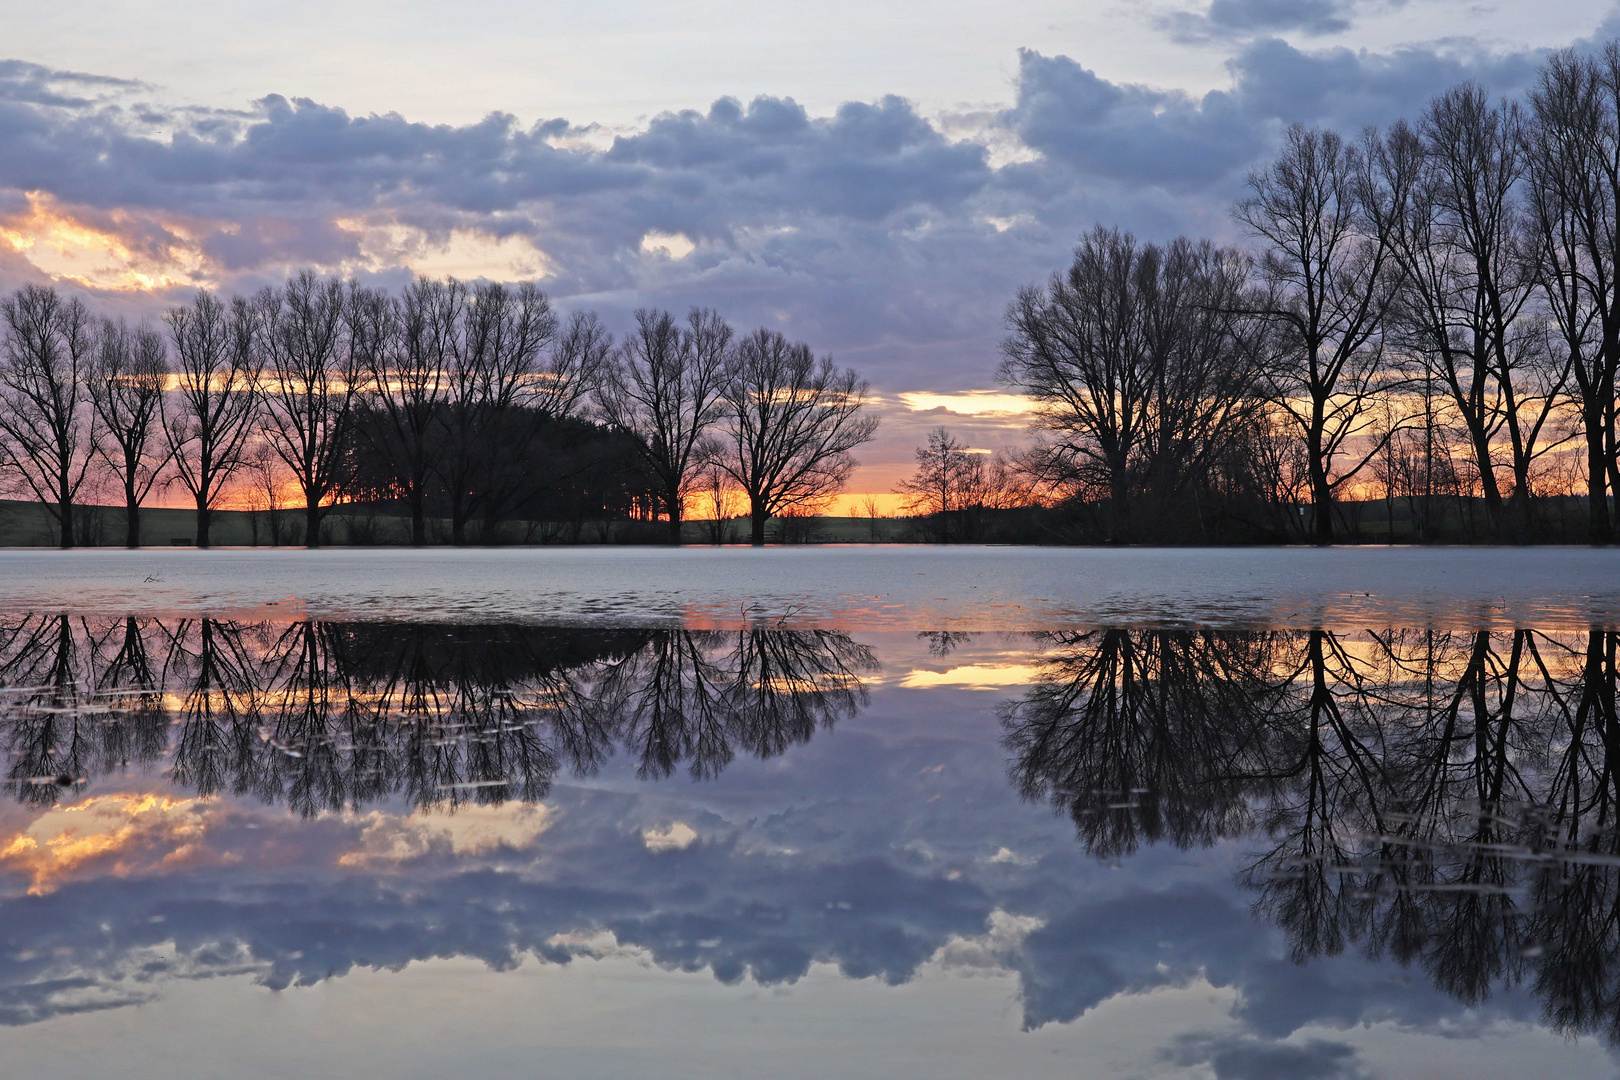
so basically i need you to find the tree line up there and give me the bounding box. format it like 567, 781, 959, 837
0, 614, 873, 815
0, 274, 876, 548
996, 43, 1620, 544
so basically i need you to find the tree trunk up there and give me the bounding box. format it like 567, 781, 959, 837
1587, 402, 1611, 545
451, 489, 468, 546
1507, 463, 1533, 544
1307, 427, 1333, 546
410, 489, 426, 547
58, 495, 73, 550
125, 490, 140, 549
750, 503, 768, 547
1470, 427, 1503, 537
666, 489, 684, 545
1108, 468, 1129, 544
305, 499, 322, 549
196, 496, 212, 549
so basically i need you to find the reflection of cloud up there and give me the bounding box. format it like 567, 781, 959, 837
929, 909, 1044, 974
1164, 1032, 1370, 1080
900, 664, 1039, 690
0, 794, 209, 895
0, 642, 1568, 1057
338, 804, 553, 867
642, 821, 699, 852
987, 846, 1035, 866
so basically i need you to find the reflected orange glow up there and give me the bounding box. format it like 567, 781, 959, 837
899, 663, 1040, 690
0, 793, 209, 895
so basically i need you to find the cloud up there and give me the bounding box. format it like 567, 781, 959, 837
0, 59, 142, 109
642, 821, 699, 852
1163, 0, 1362, 44
0, 24, 1608, 485
337, 804, 553, 867
897, 391, 1033, 418
1165, 1033, 1371, 1080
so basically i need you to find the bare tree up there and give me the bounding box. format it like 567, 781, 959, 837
698, 461, 741, 544
0, 285, 98, 548
1377, 91, 1569, 538
88, 319, 170, 548
717, 328, 877, 546
1524, 46, 1620, 543
497, 306, 615, 532
1001, 227, 1262, 540
1236, 125, 1407, 544
897, 427, 980, 542
246, 442, 291, 545
256, 271, 363, 548
595, 307, 732, 543
164, 290, 261, 548
438, 282, 557, 544
359, 278, 440, 545
861, 493, 884, 542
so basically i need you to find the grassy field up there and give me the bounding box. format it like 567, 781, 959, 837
0, 499, 920, 546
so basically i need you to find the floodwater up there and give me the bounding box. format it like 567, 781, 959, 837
0, 547, 1618, 1079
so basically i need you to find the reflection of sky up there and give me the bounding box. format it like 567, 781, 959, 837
0, 631, 1613, 1078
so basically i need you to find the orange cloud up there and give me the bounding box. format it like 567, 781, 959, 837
0, 192, 210, 292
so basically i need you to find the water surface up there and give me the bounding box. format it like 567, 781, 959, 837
1, 549, 1618, 1078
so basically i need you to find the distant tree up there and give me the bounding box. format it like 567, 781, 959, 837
88, 319, 170, 548
0, 285, 98, 549
717, 328, 878, 546
861, 493, 884, 542
1236, 125, 1407, 544
494, 307, 615, 535
897, 428, 982, 541
596, 307, 732, 543
256, 271, 363, 548
698, 460, 742, 544
164, 290, 262, 548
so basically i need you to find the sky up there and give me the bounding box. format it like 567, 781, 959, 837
1, 0, 1618, 499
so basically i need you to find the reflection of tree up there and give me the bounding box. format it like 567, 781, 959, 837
160, 619, 267, 803
0, 618, 873, 816
92, 615, 168, 774
1004, 625, 1620, 1042
586, 627, 875, 781
0, 614, 106, 805
1528, 628, 1620, 1040
1001, 629, 1277, 858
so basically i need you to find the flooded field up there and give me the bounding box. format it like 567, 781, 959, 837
1, 548, 1619, 1078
